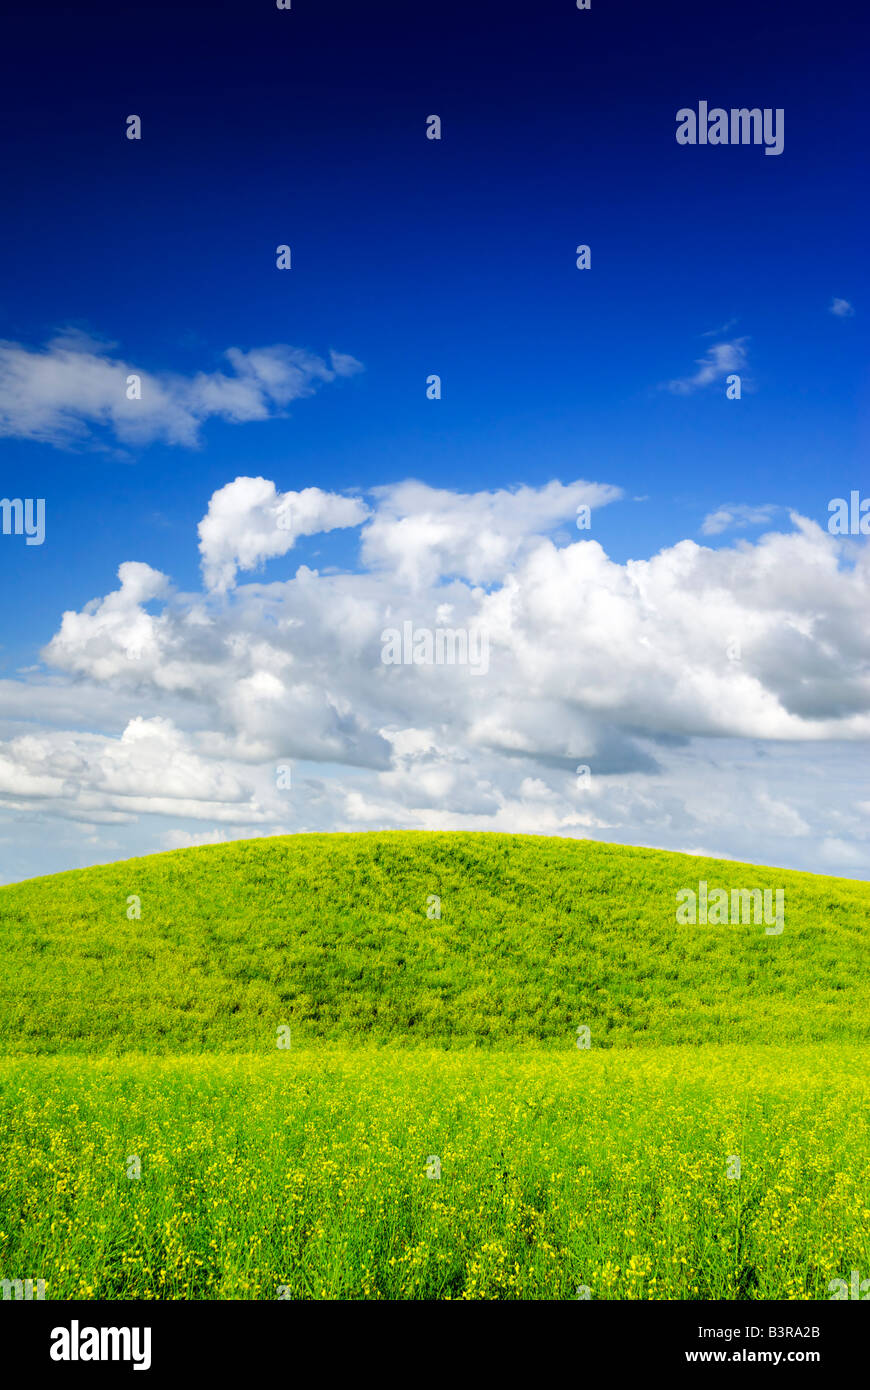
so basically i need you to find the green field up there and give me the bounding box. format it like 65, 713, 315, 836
1, 831, 867, 1299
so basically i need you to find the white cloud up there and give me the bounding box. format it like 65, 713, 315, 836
829, 298, 855, 318
198, 477, 370, 592
702, 319, 739, 338
701, 503, 779, 536
0, 333, 362, 448
0, 716, 265, 826
665, 338, 748, 394
44, 562, 174, 682
160, 826, 278, 851
2, 478, 870, 879
361, 478, 622, 587
819, 837, 870, 868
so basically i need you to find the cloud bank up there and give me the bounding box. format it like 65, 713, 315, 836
2, 476, 869, 879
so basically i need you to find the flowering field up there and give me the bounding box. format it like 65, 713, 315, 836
1, 833, 867, 1300
1, 1046, 867, 1300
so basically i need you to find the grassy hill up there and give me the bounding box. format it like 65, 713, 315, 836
2, 832, 868, 1300
1, 831, 867, 1052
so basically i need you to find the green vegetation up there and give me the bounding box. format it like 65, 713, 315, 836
0, 831, 867, 1052
2, 1049, 867, 1300
0, 832, 867, 1299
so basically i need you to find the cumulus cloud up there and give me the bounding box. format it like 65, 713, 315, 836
665, 338, 748, 394
44, 561, 174, 680
2, 477, 870, 879
0, 332, 362, 448
0, 716, 265, 826
829, 298, 855, 318
361, 478, 622, 587
198, 477, 370, 592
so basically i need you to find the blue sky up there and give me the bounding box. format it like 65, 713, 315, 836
0, 0, 868, 881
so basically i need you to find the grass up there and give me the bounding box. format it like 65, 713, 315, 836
0, 832, 867, 1299
0, 831, 867, 1051
2, 1048, 867, 1300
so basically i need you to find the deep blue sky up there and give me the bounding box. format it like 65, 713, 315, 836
0, 0, 866, 667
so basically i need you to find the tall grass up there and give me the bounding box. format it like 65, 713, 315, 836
1, 1048, 866, 1300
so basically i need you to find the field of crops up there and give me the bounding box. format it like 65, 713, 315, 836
2, 1048, 868, 1300
1, 833, 867, 1300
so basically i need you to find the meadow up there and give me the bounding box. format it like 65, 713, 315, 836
0, 832, 867, 1299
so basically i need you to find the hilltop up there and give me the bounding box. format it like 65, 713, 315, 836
0, 831, 866, 1052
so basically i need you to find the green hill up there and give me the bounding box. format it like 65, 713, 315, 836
0, 831, 867, 1052
1, 832, 868, 1302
